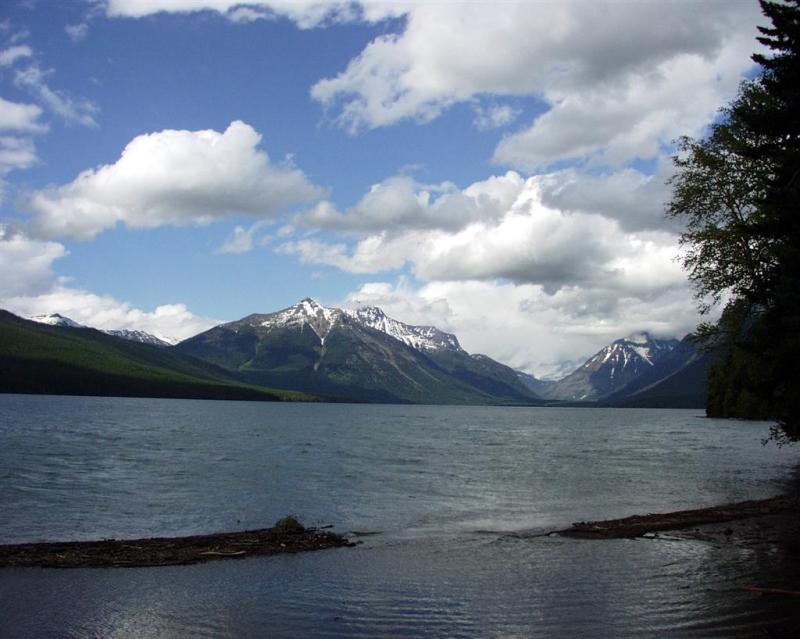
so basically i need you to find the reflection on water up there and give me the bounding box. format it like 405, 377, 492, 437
1, 395, 799, 637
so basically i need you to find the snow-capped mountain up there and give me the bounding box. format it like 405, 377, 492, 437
177, 298, 541, 404
234, 297, 344, 345
234, 298, 463, 353
542, 332, 681, 401
345, 306, 462, 352
102, 329, 173, 347
27, 312, 174, 347
27, 313, 84, 328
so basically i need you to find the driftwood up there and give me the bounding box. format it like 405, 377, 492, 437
0, 522, 354, 569
555, 495, 800, 539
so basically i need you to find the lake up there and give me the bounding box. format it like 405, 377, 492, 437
1, 394, 799, 637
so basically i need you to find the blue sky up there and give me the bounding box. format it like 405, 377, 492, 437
0, 0, 765, 377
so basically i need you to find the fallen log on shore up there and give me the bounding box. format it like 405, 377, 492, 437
555, 495, 800, 539
0, 518, 355, 569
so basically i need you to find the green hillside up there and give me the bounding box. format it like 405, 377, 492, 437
0, 311, 309, 402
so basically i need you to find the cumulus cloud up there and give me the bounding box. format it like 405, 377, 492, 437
340, 278, 702, 379
311, 1, 760, 161
0, 224, 218, 341
537, 161, 680, 233
5, 286, 218, 342
101, 2, 760, 171
298, 171, 524, 234
286, 172, 686, 296
0, 223, 66, 298
23, 121, 325, 240
493, 30, 759, 170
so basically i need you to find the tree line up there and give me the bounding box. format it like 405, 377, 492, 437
667, 0, 799, 439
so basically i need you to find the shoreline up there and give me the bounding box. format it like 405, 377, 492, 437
0, 522, 354, 569
3, 494, 798, 569
555, 494, 800, 539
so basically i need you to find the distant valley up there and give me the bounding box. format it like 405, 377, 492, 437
4, 299, 710, 407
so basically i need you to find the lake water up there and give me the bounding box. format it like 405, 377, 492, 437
1, 394, 799, 637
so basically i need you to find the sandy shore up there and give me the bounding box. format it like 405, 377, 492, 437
0, 522, 354, 569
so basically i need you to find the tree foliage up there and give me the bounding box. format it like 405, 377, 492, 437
667, 0, 800, 438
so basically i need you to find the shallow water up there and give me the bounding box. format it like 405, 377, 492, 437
1, 395, 799, 637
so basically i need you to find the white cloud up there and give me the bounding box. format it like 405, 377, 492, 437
0, 97, 45, 199
104, 0, 363, 29
537, 160, 680, 233
285, 172, 687, 296
298, 171, 524, 233
0, 135, 37, 174
0, 44, 32, 67
311, 2, 760, 158
65, 23, 89, 43
473, 103, 519, 131
216, 221, 272, 254
5, 286, 219, 342
13, 63, 99, 127
493, 31, 759, 170
23, 120, 325, 240
0, 224, 218, 342
0, 96, 45, 132
0, 223, 66, 298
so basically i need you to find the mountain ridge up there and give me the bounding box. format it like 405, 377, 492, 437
0, 310, 308, 402
175, 298, 542, 405
27, 313, 174, 347
540, 332, 684, 402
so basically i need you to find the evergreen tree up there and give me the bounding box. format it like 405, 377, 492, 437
667, 1, 800, 438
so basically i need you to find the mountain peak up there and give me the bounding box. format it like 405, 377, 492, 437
28, 313, 84, 328
294, 297, 334, 319
541, 331, 680, 401
299, 297, 323, 307
621, 331, 652, 345
250, 298, 342, 343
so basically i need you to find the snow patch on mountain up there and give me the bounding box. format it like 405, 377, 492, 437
256, 297, 343, 342
27, 313, 177, 345
347, 305, 463, 352
248, 298, 464, 353
102, 329, 172, 347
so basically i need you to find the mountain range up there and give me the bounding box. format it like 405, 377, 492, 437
7, 299, 709, 406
